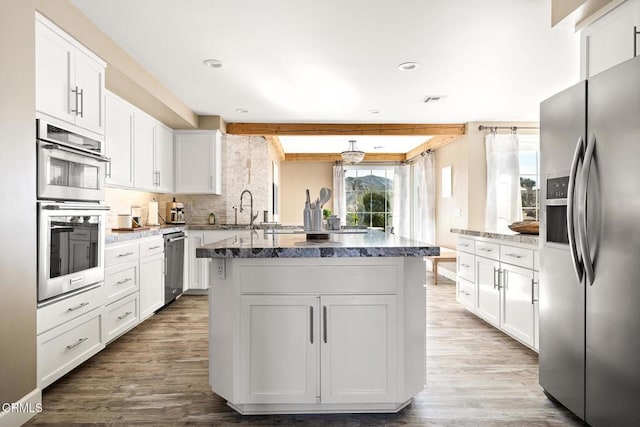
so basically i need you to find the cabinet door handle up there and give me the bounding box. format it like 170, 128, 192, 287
106, 157, 112, 178
531, 279, 539, 304
67, 302, 89, 312
157, 171, 161, 187
71, 86, 80, 115
116, 278, 132, 286
118, 311, 133, 321
323, 305, 328, 344
309, 306, 314, 344
78, 88, 84, 118
66, 337, 88, 350
493, 267, 499, 289
210, 175, 214, 189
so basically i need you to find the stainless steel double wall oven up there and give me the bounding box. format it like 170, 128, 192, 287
36, 119, 110, 303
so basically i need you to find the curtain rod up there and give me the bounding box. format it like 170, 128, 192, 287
478, 125, 539, 133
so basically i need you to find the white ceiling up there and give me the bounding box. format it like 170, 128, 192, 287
71, 0, 580, 153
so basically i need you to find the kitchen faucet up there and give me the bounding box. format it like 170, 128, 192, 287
239, 190, 259, 228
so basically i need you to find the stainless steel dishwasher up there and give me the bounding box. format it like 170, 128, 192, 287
163, 231, 185, 305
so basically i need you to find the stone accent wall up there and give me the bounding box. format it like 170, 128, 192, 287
105, 134, 273, 229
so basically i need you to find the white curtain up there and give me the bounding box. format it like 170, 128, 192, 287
332, 164, 345, 223
485, 133, 522, 232
414, 153, 436, 243
392, 164, 411, 238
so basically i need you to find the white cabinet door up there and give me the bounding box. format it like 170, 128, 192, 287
35, 19, 75, 125
187, 232, 209, 291
133, 112, 156, 191
155, 124, 174, 193
139, 253, 164, 320
35, 15, 105, 137
320, 295, 397, 404
105, 92, 134, 187
581, 0, 640, 79
476, 256, 500, 327
501, 263, 535, 347
73, 51, 104, 136
174, 131, 222, 194
240, 295, 318, 404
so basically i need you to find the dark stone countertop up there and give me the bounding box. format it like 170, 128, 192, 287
196, 230, 440, 258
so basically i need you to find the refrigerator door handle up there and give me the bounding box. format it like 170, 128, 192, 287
567, 136, 585, 283
578, 133, 596, 286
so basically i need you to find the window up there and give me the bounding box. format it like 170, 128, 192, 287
519, 135, 540, 220
344, 166, 394, 229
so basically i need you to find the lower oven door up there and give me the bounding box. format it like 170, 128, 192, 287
38, 201, 109, 303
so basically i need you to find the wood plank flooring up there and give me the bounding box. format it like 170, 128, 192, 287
27, 275, 584, 426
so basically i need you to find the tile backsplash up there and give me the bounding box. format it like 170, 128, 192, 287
105, 134, 273, 230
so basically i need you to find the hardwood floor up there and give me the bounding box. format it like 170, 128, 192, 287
27, 274, 583, 426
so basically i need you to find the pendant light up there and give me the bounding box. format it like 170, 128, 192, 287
340, 140, 365, 164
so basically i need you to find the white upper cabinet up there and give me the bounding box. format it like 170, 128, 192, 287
133, 112, 156, 191
581, 0, 640, 78
174, 131, 222, 194
155, 124, 174, 193
36, 13, 105, 138
105, 92, 134, 187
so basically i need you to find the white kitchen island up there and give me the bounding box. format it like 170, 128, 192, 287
196, 230, 439, 415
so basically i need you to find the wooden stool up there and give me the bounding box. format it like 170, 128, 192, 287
426, 254, 457, 285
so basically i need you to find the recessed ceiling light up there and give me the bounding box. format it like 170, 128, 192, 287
235, 108, 248, 113
398, 62, 419, 71
368, 109, 380, 114
203, 59, 223, 68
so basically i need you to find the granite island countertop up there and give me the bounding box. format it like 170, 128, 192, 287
451, 228, 540, 246
196, 230, 440, 258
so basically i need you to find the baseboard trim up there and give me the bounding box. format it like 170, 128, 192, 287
0, 388, 42, 427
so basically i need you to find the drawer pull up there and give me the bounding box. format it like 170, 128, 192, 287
148, 245, 161, 250
479, 248, 492, 252
459, 243, 469, 247
118, 311, 133, 321
116, 278, 132, 286
66, 337, 88, 350
505, 253, 523, 259
461, 263, 471, 268
117, 252, 134, 257
67, 302, 89, 312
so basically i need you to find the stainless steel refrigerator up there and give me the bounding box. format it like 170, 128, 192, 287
539, 55, 640, 426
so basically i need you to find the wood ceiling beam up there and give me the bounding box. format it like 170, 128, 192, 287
227, 123, 466, 136
264, 135, 285, 161
404, 135, 463, 161
284, 153, 407, 162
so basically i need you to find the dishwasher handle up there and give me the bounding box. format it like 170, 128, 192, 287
168, 236, 186, 243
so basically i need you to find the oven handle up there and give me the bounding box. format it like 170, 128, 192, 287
41, 142, 111, 163
42, 204, 111, 211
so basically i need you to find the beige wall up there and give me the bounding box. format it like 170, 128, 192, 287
0, 0, 37, 406
279, 162, 333, 225
434, 121, 539, 249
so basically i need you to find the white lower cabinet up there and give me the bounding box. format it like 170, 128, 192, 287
37, 287, 105, 389
240, 294, 397, 406
320, 295, 397, 404
103, 292, 139, 343
187, 231, 208, 291
240, 295, 317, 404
139, 237, 165, 320
456, 234, 539, 351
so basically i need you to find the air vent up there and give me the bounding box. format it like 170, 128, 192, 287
422, 95, 447, 104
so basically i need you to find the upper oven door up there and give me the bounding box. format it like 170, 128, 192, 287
38, 202, 109, 303
37, 140, 107, 202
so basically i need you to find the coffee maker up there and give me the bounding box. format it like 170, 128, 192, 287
165, 197, 185, 224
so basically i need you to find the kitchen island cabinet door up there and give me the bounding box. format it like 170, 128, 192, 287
320, 295, 397, 404
501, 263, 534, 347
476, 256, 500, 327
187, 232, 208, 291
240, 295, 318, 404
